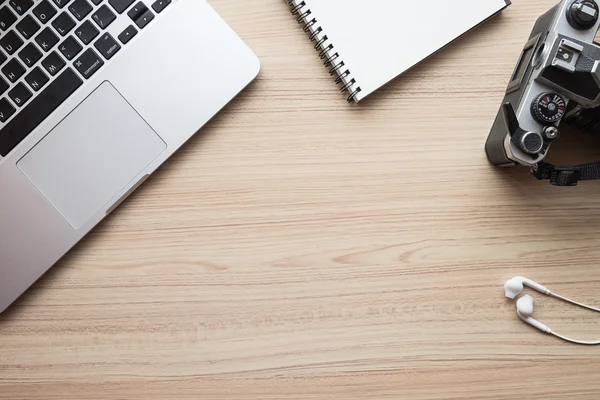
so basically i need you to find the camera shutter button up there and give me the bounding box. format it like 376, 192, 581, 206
531, 93, 567, 124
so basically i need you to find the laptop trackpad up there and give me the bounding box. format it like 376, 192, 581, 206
17, 82, 166, 230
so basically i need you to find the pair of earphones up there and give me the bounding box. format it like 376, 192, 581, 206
505, 277, 600, 345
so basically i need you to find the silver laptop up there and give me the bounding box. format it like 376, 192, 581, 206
0, 0, 259, 313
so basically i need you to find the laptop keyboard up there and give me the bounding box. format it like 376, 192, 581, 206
0, 0, 171, 157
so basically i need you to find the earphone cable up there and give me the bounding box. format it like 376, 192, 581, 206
550, 331, 600, 345
549, 292, 600, 313
547, 292, 600, 345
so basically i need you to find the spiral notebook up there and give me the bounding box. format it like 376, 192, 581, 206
286, 0, 511, 102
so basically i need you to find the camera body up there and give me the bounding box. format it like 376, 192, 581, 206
486, 0, 600, 172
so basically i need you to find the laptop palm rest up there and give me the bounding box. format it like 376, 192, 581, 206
17, 81, 166, 230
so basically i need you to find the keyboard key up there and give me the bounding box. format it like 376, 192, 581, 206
134, 9, 153, 29
0, 7, 17, 31
35, 27, 59, 51
8, 82, 31, 106
0, 68, 83, 156
58, 35, 81, 60
51, 0, 71, 9
73, 47, 103, 78
127, 1, 146, 20
68, 0, 91, 20
109, 0, 134, 14
32, 0, 57, 23
74, 20, 98, 44
0, 30, 22, 54
15, 15, 40, 39
0, 76, 9, 95
0, 50, 6, 66
51, 11, 75, 36
18, 43, 42, 67
41, 50, 65, 75
94, 32, 119, 59
9, 0, 32, 15
91, 0, 102, 4
25, 66, 49, 91
151, 0, 169, 13
91, 5, 115, 29
117, 24, 136, 44
0, 98, 15, 122
2, 58, 24, 82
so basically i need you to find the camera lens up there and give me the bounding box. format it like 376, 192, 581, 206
567, 0, 599, 30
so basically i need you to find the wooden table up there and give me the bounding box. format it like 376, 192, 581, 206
3, 0, 600, 398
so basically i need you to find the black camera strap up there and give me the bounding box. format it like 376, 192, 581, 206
532, 161, 600, 186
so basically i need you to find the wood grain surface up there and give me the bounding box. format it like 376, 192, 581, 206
3, 0, 600, 399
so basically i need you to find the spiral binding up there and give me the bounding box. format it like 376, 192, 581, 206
286, 0, 362, 103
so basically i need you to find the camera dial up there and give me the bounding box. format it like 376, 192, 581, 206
566, 0, 599, 30
531, 93, 567, 124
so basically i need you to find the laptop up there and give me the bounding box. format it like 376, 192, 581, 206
0, 0, 259, 313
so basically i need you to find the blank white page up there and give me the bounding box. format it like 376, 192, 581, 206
303, 0, 510, 102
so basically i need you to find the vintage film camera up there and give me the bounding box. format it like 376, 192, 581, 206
486, 0, 600, 186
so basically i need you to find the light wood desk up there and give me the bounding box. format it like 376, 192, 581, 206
2, 0, 600, 398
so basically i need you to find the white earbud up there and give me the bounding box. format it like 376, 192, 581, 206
505, 276, 600, 345
516, 294, 534, 316
516, 295, 551, 333
504, 276, 550, 299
